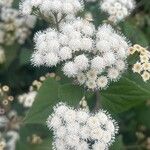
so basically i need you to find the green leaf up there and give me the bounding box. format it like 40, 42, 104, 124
137, 105, 150, 128
24, 77, 84, 124
0, 45, 19, 72
101, 71, 150, 113
19, 49, 32, 66
24, 77, 60, 124
121, 22, 149, 46
110, 135, 125, 150
16, 124, 53, 150
59, 83, 84, 106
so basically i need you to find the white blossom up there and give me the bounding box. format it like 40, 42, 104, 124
20, 0, 84, 18
18, 91, 37, 108
130, 45, 150, 82
47, 102, 119, 150
0, 0, 13, 7
0, 3, 36, 46
31, 19, 129, 90
100, 0, 136, 23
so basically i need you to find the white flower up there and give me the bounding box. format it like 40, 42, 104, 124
47, 102, 119, 150
74, 54, 89, 71
80, 126, 90, 139
18, 91, 37, 108
102, 130, 112, 144
55, 126, 66, 138
90, 128, 104, 140
86, 69, 98, 80
76, 110, 89, 123
31, 20, 129, 90
47, 115, 62, 130
54, 103, 69, 117
108, 68, 120, 80
116, 60, 126, 71
92, 142, 107, 150
59, 47, 72, 60
0, 116, 9, 128
45, 53, 60, 66
96, 40, 111, 52
23, 91, 37, 108
67, 122, 80, 134
31, 52, 45, 66
20, 0, 83, 17
20, 0, 32, 15
103, 52, 116, 66
64, 109, 76, 123
63, 61, 78, 77
141, 71, 150, 82
82, 37, 93, 51
87, 116, 100, 128
0, 4, 36, 46
0, 0, 13, 7
53, 139, 66, 150
65, 134, 80, 147
132, 62, 142, 74
77, 73, 86, 85
86, 80, 97, 90
106, 120, 115, 134
130, 45, 150, 82
97, 111, 108, 125
77, 141, 89, 150
97, 76, 108, 89
100, 0, 136, 23
91, 56, 105, 71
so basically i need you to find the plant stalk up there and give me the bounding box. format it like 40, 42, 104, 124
94, 90, 101, 112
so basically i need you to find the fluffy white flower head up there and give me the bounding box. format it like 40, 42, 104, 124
31, 18, 130, 90
100, 0, 136, 23
46, 102, 119, 150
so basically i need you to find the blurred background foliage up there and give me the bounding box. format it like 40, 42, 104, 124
0, 0, 150, 149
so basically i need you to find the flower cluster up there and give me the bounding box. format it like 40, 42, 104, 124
0, 0, 36, 45
0, 0, 13, 7
31, 18, 130, 90
47, 102, 118, 150
0, 85, 20, 150
0, 46, 5, 64
129, 44, 150, 82
100, 0, 136, 23
20, 0, 83, 18
18, 91, 37, 108
0, 85, 14, 111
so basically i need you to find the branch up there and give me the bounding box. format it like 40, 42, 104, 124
94, 90, 101, 112
53, 13, 60, 31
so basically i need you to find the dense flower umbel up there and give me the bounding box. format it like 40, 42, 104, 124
100, 0, 136, 23
46, 102, 118, 150
0, 0, 36, 45
19, 0, 83, 18
0, 85, 20, 150
0, 0, 13, 7
31, 18, 130, 90
129, 44, 150, 82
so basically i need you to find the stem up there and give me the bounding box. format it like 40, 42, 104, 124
53, 13, 60, 31
94, 90, 101, 112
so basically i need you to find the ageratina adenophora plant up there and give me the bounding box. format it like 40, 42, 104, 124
19, 0, 150, 149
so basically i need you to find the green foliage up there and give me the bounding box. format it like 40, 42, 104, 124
1, 0, 150, 149
24, 77, 84, 124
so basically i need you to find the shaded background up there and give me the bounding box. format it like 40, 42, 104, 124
0, 0, 150, 149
